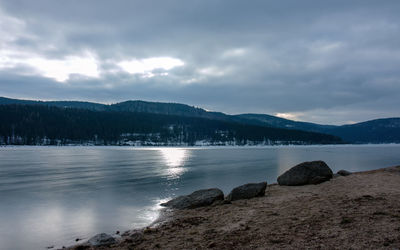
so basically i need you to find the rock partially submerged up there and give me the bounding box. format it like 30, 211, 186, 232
161, 188, 224, 209
226, 182, 267, 201
88, 233, 116, 246
337, 169, 352, 176
277, 161, 333, 186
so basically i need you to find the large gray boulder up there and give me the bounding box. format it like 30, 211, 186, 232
277, 161, 333, 186
88, 233, 116, 246
337, 169, 352, 176
161, 188, 224, 209
226, 182, 267, 201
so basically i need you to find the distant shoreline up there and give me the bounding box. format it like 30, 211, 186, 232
1, 143, 400, 148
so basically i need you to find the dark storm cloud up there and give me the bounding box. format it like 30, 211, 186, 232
1, 0, 400, 124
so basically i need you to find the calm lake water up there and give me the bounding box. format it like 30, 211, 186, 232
1, 145, 400, 249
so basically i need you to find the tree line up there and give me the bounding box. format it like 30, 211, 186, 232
0, 104, 343, 145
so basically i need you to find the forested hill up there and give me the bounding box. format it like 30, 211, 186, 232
0, 97, 228, 119
236, 114, 400, 143
1, 97, 399, 143
0, 104, 342, 146
0, 97, 107, 111
0, 97, 246, 123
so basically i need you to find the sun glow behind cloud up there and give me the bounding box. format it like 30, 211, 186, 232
275, 112, 303, 121
25, 53, 100, 82
0, 50, 100, 82
0, 50, 186, 82
117, 57, 184, 77
0, 10, 101, 82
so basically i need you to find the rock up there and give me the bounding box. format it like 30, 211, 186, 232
226, 182, 267, 201
161, 188, 224, 209
211, 199, 231, 206
337, 169, 352, 176
277, 161, 333, 186
88, 233, 116, 246
309, 176, 328, 184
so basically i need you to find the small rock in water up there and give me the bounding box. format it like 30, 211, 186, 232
337, 169, 352, 176
116, 230, 120, 235
277, 161, 333, 186
75, 238, 80, 242
226, 182, 267, 201
88, 233, 116, 246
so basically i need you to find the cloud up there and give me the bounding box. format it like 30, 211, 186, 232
0, 0, 400, 124
221, 48, 247, 58
275, 112, 305, 121
0, 50, 100, 82
117, 57, 184, 77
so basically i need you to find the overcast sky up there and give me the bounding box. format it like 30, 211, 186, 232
1, 0, 400, 124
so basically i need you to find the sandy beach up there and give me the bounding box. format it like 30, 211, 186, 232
71, 165, 400, 249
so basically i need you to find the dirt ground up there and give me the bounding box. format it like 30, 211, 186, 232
73, 166, 400, 250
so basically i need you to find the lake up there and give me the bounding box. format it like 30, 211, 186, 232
1, 145, 400, 249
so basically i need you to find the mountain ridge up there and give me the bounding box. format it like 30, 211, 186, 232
0, 104, 342, 146
1, 96, 399, 143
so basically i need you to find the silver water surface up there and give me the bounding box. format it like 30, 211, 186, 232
0, 145, 400, 249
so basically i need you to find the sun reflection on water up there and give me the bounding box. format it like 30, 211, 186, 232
159, 148, 188, 179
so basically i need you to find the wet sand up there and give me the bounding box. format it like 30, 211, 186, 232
71, 166, 400, 249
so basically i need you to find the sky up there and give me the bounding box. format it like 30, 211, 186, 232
1, 0, 400, 125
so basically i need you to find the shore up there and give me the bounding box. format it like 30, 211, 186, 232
71, 165, 400, 249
